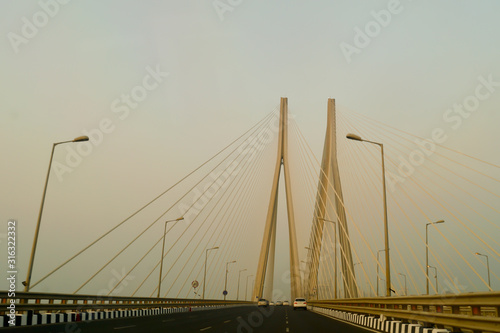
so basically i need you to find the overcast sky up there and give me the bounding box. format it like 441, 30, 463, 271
1, 1, 499, 299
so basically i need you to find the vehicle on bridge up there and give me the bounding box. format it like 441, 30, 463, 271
257, 298, 269, 307
293, 298, 307, 310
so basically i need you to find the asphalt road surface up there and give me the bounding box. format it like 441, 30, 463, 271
2, 306, 373, 333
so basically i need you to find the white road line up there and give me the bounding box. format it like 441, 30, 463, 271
114, 325, 136, 330
286, 328, 290, 332
224, 320, 231, 323
200, 327, 212, 331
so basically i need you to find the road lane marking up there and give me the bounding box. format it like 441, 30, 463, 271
163, 319, 175, 322
286, 328, 289, 332
224, 320, 231, 323
114, 325, 136, 330
200, 327, 212, 331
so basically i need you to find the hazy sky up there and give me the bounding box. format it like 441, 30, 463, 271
1, 1, 499, 299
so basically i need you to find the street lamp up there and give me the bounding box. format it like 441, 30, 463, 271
224, 260, 236, 301
427, 266, 438, 293
24, 135, 90, 292
354, 262, 363, 297
475, 252, 491, 290
426, 220, 445, 295
319, 218, 337, 299
237, 269, 247, 300
376, 249, 385, 297
398, 273, 407, 296
347, 133, 391, 297
245, 275, 253, 301
202, 246, 219, 299
157, 217, 184, 298
300, 260, 307, 297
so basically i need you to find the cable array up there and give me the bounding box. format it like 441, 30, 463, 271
31, 103, 499, 300
292, 108, 499, 298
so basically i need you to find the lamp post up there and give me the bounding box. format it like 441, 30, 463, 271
398, 273, 407, 296
202, 246, 219, 299
319, 218, 337, 299
475, 252, 491, 290
354, 262, 363, 297
347, 133, 391, 297
224, 260, 236, 301
301, 260, 307, 297
376, 249, 385, 297
24, 135, 89, 292
157, 217, 184, 298
304, 246, 316, 298
346, 134, 391, 296
427, 265, 438, 294
377, 278, 385, 297
237, 269, 247, 300
251, 278, 255, 301
426, 220, 445, 295
245, 275, 253, 301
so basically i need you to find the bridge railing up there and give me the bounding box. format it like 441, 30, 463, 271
309, 291, 500, 333
0, 291, 252, 313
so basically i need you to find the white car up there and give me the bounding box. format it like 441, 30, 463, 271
283, 300, 289, 306
293, 298, 307, 310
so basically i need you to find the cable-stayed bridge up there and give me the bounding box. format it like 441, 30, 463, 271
2, 98, 499, 332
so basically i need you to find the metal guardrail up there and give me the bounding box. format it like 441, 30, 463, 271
0, 291, 252, 313
309, 292, 500, 333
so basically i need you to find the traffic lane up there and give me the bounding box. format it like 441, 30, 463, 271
227, 305, 288, 333
225, 305, 374, 333
0, 306, 257, 333
287, 307, 373, 333
0, 306, 373, 332
164, 305, 287, 333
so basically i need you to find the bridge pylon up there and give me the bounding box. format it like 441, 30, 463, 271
253, 97, 302, 302
307, 98, 358, 299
